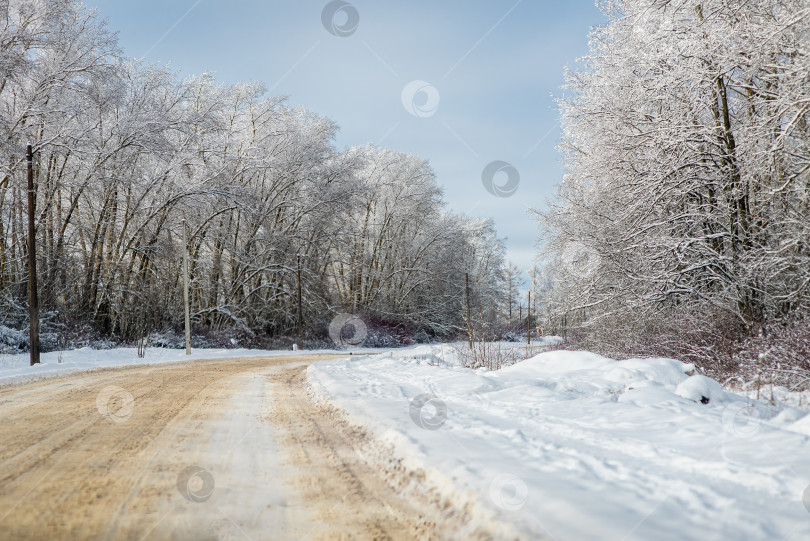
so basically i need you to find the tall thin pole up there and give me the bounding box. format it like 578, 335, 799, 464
508, 276, 512, 323
465, 273, 472, 348
527, 291, 531, 346
182, 219, 191, 355
26, 144, 40, 366
296, 254, 303, 349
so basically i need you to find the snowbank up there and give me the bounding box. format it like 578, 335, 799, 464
307, 346, 810, 541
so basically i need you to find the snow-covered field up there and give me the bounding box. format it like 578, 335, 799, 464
307, 345, 810, 541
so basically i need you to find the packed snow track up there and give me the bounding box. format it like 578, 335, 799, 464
0, 355, 489, 540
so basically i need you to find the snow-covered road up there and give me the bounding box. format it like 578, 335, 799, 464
0, 354, 488, 540
5, 344, 810, 540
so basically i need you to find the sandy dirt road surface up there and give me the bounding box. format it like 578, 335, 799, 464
0, 355, 498, 540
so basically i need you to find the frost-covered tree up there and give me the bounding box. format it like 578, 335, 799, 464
0, 0, 511, 347
537, 0, 810, 374
501, 262, 525, 324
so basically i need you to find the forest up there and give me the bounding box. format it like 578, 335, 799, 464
0, 0, 517, 350
6, 0, 806, 391
538, 0, 810, 385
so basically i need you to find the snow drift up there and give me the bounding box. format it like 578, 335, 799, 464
308, 346, 810, 541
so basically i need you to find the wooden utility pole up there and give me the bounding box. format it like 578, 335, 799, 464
182, 219, 191, 355
527, 291, 531, 346
296, 254, 303, 349
465, 273, 472, 348
26, 144, 40, 366
508, 276, 512, 323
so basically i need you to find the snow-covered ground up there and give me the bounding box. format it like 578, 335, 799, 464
6, 341, 810, 539
307, 344, 810, 541
0, 345, 391, 386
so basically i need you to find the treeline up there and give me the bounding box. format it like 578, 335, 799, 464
0, 0, 510, 347
538, 0, 810, 385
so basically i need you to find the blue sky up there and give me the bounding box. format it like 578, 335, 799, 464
88, 0, 605, 280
